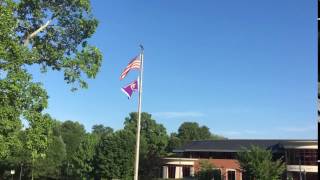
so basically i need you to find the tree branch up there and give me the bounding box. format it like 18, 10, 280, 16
23, 20, 52, 46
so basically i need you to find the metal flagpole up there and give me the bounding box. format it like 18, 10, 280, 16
134, 45, 144, 180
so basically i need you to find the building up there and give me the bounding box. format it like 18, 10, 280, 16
162, 139, 318, 180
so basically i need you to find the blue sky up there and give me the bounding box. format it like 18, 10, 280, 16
31, 0, 317, 139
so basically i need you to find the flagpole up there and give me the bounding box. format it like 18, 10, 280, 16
134, 45, 144, 180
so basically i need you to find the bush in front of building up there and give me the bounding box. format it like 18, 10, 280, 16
196, 160, 221, 180
237, 145, 285, 180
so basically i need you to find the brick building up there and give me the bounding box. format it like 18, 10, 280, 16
161, 139, 318, 180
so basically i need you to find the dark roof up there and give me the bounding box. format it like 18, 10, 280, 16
173, 139, 317, 153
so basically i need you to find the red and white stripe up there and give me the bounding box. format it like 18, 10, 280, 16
120, 55, 141, 80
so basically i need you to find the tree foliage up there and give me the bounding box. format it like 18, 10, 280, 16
33, 135, 66, 179
124, 112, 169, 180
92, 124, 114, 140
196, 160, 221, 180
72, 134, 98, 179
0, 69, 48, 159
15, 0, 102, 89
1, 110, 227, 179
167, 122, 225, 152
237, 146, 285, 180
178, 122, 215, 142
94, 130, 135, 180
93, 112, 169, 180
60, 120, 86, 178
0, 0, 102, 161
1, 0, 103, 179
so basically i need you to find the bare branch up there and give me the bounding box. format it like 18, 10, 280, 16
23, 20, 52, 46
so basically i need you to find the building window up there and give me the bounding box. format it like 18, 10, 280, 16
286, 149, 317, 165
212, 168, 222, 180
227, 170, 236, 180
182, 165, 191, 177
168, 165, 175, 178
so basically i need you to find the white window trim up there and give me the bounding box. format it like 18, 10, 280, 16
226, 168, 237, 180
212, 167, 222, 171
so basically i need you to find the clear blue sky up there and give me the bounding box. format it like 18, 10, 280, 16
30, 0, 317, 139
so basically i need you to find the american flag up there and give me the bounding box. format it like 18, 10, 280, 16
120, 55, 141, 80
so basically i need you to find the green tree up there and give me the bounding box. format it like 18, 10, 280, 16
25, 113, 53, 180
92, 124, 114, 139
237, 146, 285, 180
72, 133, 101, 179
26, 119, 66, 179
178, 122, 212, 142
60, 121, 86, 158
33, 135, 66, 179
94, 130, 135, 180
123, 112, 169, 180
166, 133, 182, 153
94, 112, 168, 180
60, 120, 86, 178
0, 130, 26, 179
0, 69, 48, 160
0, 0, 102, 160
167, 122, 225, 151
15, 0, 103, 90
196, 160, 221, 180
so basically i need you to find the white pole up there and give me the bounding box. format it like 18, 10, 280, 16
134, 45, 144, 180
299, 157, 302, 180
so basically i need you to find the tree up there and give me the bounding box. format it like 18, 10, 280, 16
0, 130, 26, 179
123, 112, 169, 180
27, 119, 66, 179
92, 124, 113, 139
33, 135, 66, 179
178, 122, 212, 142
25, 113, 53, 180
0, 0, 102, 160
93, 112, 169, 180
72, 134, 98, 179
237, 146, 285, 180
166, 133, 182, 153
69, 124, 114, 179
0, 68, 48, 159
167, 122, 225, 151
60, 120, 86, 178
94, 130, 135, 180
14, 0, 102, 90
196, 160, 221, 180
60, 121, 86, 158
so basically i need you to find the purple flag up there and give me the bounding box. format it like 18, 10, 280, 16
121, 78, 139, 99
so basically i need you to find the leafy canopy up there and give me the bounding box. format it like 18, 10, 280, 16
196, 160, 221, 180
0, 0, 102, 160
237, 146, 285, 180
94, 112, 169, 180
167, 122, 225, 152
124, 112, 169, 180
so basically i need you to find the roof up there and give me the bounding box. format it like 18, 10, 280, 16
173, 139, 318, 153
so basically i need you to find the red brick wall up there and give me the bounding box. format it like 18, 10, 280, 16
194, 159, 242, 180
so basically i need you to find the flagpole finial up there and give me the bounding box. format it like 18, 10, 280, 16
139, 44, 144, 51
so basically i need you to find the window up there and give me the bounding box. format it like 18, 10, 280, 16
286, 149, 317, 165
212, 169, 222, 180
227, 170, 236, 180
182, 165, 191, 177
168, 165, 175, 178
